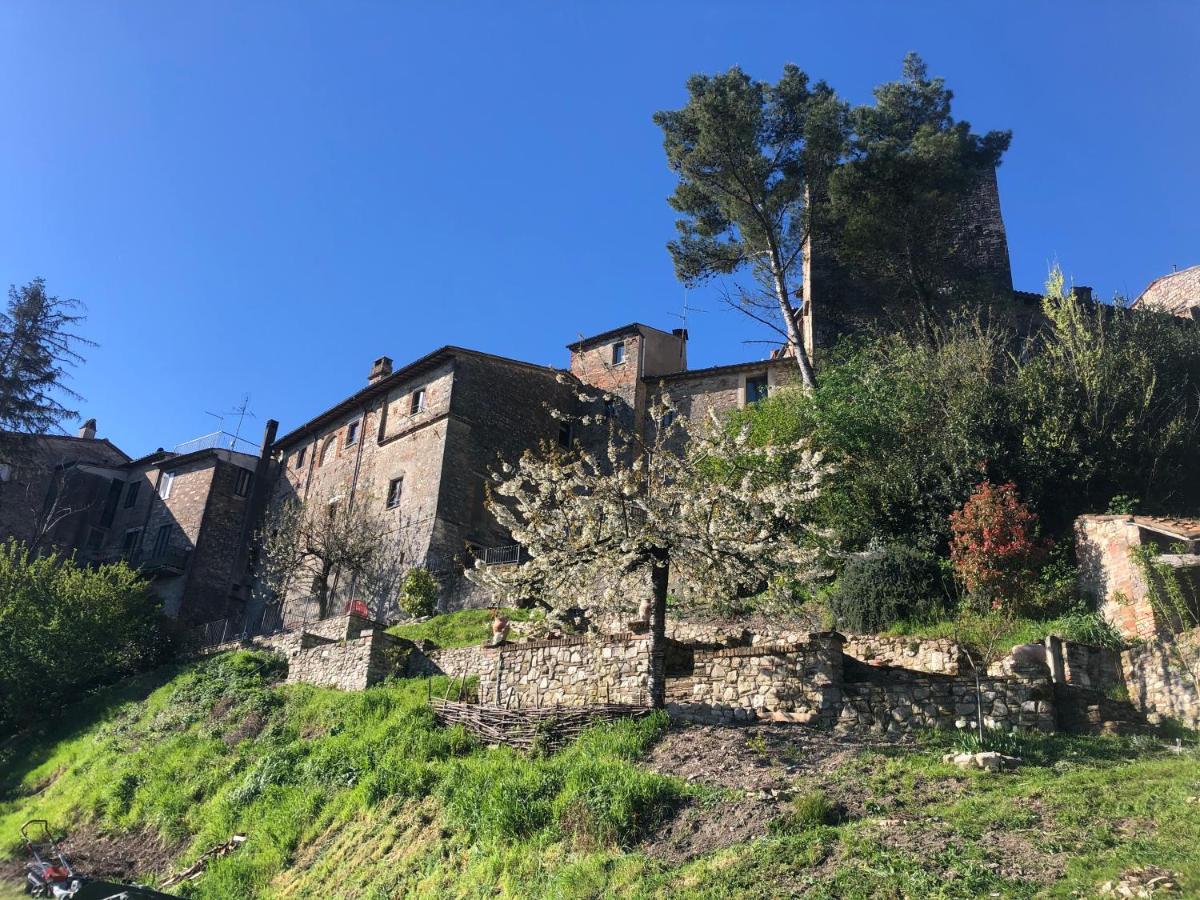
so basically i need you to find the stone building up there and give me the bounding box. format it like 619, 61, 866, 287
265, 324, 810, 621
1075, 514, 1200, 640
0, 420, 130, 555
0, 419, 274, 626
1131, 264, 1200, 320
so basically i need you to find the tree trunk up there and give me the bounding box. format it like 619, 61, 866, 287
647, 548, 670, 709
768, 254, 817, 390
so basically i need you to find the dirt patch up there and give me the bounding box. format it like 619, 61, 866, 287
640, 795, 776, 864
2, 823, 184, 892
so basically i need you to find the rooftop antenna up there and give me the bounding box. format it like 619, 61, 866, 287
204, 395, 257, 447
669, 289, 706, 367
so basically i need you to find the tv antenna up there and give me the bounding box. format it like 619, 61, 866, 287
205, 394, 257, 445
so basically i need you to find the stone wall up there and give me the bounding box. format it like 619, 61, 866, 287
478, 634, 654, 707
1120, 626, 1200, 728
665, 636, 844, 725
1075, 515, 1156, 639
409, 643, 496, 680
1052, 639, 1124, 693
842, 635, 964, 675
836, 673, 1056, 736
284, 627, 412, 692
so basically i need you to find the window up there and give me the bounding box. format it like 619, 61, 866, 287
319, 436, 335, 466
661, 409, 676, 428
612, 341, 626, 365
234, 469, 253, 497
121, 528, 141, 558
86, 527, 105, 553
386, 477, 403, 509
100, 479, 122, 527
345, 420, 360, 447
152, 524, 171, 557
745, 375, 769, 404
557, 423, 572, 449
159, 471, 174, 499
411, 388, 426, 414
123, 480, 141, 508
295, 447, 307, 468
0, 463, 10, 482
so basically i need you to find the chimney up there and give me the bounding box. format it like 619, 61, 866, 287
671, 328, 689, 341
78, 418, 97, 440
1074, 286, 1094, 304
368, 356, 393, 384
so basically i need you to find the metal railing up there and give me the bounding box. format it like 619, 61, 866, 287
172, 431, 259, 456
481, 544, 523, 566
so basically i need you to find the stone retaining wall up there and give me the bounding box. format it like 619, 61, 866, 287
1053, 639, 1124, 693
837, 673, 1056, 735
285, 628, 412, 691
479, 634, 653, 707
665, 635, 844, 725
1121, 627, 1200, 728
409, 644, 495, 680
842, 635, 963, 675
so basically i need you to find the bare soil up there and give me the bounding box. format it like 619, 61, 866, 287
1, 823, 183, 891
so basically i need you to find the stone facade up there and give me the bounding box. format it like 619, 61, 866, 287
1120, 626, 1200, 729
1132, 264, 1200, 320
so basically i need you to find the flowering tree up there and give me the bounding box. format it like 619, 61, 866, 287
472, 385, 832, 707
949, 480, 1045, 612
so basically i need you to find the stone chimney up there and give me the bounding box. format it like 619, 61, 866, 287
78, 418, 97, 440
368, 356, 393, 384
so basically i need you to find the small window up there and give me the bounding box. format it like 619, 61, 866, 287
386, 477, 403, 509
234, 469, 253, 497
295, 447, 307, 468
0, 463, 11, 482
745, 375, 769, 404
121, 528, 141, 556
661, 410, 676, 429
152, 524, 171, 556
345, 421, 360, 447
123, 480, 141, 508
159, 472, 174, 499
612, 341, 626, 365
411, 388, 426, 414
557, 423, 572, 449
86, 527, 105, 552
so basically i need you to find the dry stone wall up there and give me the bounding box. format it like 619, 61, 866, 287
665, 636, 844, 725
1120, 627, 1200, 728
284, 628, 412, 692
479, 634, 653, 707
842, 635, 964, 675
837, 673, 1055, 735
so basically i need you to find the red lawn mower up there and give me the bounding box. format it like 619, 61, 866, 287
19, 820, 177, 899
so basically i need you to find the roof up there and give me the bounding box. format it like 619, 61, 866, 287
0, 430, 130, 463
645, 356, 795, 383
273, 345, 565, 449
566, 323, 680, 352
1132, 265, 1200, 317
1133, 516, 1200, 542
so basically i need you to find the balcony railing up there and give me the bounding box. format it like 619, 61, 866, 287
90, 546, 190, 576
172, 430, 259, 456
481, 544, 523, 566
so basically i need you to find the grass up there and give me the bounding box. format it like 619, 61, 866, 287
386, 607, 542, 649
2, 650, 1197, 898
886, 607, 1124, 652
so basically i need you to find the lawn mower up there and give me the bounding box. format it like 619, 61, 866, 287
19, 820, 177, 899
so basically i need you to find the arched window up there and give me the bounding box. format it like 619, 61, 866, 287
318, 435, 336, 467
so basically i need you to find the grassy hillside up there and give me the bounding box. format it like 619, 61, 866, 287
2, 651, 1198, 898
386, 607, 541, 649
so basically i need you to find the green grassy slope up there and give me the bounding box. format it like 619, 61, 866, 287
2, 651, 1197, 898
386, 607, 541, 649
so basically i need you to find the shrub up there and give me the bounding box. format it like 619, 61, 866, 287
0, 541, 166, 736
828, 545, 948, 632
398, 568, 439, 618
949, 481, 1046, 613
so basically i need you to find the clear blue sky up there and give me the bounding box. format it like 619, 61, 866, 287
2, 2, 1196, 456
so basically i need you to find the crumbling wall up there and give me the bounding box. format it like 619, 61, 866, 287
1120, 626, 1200, 728
842, 635, 964, 675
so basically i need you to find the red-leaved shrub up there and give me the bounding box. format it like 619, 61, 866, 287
949, 481, 1046, 612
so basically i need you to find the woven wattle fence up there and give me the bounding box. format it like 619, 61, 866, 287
431, 699, 653, 752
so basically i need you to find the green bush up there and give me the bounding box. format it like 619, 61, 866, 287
399, 567, 439, 618
0, 540, 166, 736
828, 545, 949, 633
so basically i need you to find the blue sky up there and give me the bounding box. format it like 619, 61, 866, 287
1, 2, 1196, 456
